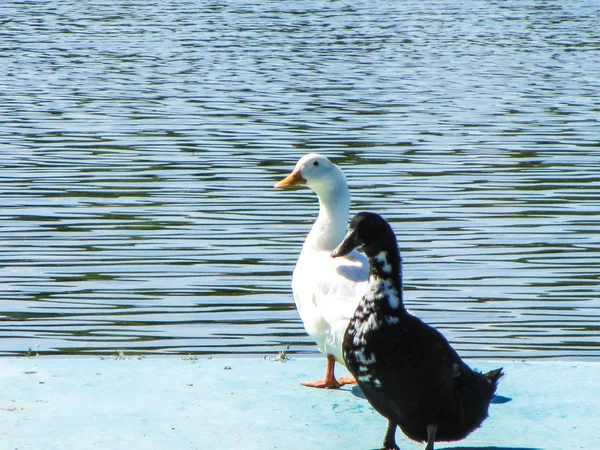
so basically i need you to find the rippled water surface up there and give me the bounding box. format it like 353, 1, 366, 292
1, 0, 599, 359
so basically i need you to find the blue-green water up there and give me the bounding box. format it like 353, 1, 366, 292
1, 0, 598, 358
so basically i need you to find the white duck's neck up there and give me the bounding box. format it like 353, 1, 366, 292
303, 178, 350, 252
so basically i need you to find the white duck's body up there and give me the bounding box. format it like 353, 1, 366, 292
275, 153, 368, 388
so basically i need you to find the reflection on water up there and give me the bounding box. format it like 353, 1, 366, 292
0, 1, 598, 358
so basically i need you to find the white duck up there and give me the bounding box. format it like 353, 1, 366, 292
274, 153, 368, 388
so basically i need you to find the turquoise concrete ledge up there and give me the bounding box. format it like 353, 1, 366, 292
1, 356, 598, 450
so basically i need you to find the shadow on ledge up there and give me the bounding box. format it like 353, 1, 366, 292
370, 447, 540, 450
439, 447, 541, 450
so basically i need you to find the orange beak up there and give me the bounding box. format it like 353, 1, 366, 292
274, 169, 306, 189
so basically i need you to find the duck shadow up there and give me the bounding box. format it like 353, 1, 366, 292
368, 447, 539, 450
352, 386, 513, 405
491, 395, 512, 404
439, 447, 541, 450
351, 385, 366, 398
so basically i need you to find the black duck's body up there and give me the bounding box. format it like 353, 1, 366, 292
332, 212, 503, 450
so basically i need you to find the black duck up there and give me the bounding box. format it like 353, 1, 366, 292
331, 212, 503, 450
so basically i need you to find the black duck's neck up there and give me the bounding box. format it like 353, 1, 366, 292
366, 248, 404, 310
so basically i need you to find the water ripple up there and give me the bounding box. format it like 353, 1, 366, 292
0, 0, 598, 359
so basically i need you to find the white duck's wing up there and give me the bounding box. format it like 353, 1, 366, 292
292, 250, 367, 327
292, 249, 368, 363
311, 250, 368, 325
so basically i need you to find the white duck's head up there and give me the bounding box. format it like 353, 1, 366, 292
274, 153, 348, 199
275, 153, 351, 251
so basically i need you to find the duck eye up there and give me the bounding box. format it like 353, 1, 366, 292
313, 161, 319, 166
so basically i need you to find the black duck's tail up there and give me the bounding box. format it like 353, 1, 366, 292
485, 367, 504, 390
481, 368, 504, 404
459, 367, 504, 438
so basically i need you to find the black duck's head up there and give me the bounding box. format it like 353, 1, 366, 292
331, 212, 397, 260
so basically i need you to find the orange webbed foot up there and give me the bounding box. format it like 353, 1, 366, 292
336, 375, 358, 385
300, 378, 342, 389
